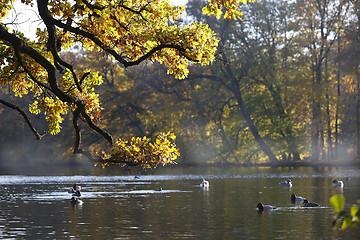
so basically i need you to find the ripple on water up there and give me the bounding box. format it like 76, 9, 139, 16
0, 167, 359, 240
1, 168, 359, 185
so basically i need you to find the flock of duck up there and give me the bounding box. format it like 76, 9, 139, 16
66, 177, 345, 209
256, 178, 345, 212
67, 177, 210, 205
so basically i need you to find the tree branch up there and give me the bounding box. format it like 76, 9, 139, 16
0, 24, 70, 103
81, 0, 105, 11
0, 23, 114, 158
38, 4, 198, 67
71, 109, 95, 160
37, 0, 83, 92
13, 48, 52, 92
118, 2, 151, 22
75, 99, 114, 145
72, 107, 109, 164
0, 98, 46, 140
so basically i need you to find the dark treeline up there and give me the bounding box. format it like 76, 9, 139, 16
0, 0, 359, 166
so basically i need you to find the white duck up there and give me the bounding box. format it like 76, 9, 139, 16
257, 203, 276, 212
200, 178, 209, 187
280, 179, 292, 187
333, 179, 344, 188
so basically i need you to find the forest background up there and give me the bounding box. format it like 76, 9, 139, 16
0, 0, 359, 168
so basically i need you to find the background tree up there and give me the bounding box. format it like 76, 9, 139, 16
294, 0, 352, 161
1, 0, 358, 167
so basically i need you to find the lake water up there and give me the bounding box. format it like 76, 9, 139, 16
0, 166, 359, 239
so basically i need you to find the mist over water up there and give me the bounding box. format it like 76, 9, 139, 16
0, 166, 359, 239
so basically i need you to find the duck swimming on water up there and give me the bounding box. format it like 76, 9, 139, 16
200, 178, 209, 187
280, 179, 292, 187
68, 184, 81, 193
291, 194, 307, 204
332, 179, 344, 188
303, 199, 319, 207
257, 203, 276, 212
72, 190, 81, 197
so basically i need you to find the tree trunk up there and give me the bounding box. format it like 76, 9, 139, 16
232, 87, 278, 164
325, 59, 333, 160
221, 60, 278, 164
335, 35, 341, 159
357, 70, 360, 159
268, 85, 300, 161
311, 65, 322, 162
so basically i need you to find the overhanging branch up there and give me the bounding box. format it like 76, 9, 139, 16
0, 98, 46, 140
39, 4, 198, 67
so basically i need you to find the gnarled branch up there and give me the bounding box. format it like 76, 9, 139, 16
0, 98, 46, 140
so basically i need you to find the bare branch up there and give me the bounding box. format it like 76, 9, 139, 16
0, 98, 46, 140
79, 72, 91, 86
75, 99, 113, 145
72, 107, 108, 164
72, 108, 82, 154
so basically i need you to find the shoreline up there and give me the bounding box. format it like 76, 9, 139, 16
169, 160, 360, 168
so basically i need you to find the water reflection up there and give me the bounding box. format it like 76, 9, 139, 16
0, 167, 358, 239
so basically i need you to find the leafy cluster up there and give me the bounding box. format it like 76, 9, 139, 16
330, 195, 360, 230
0, 0, 13, 18
97, 132, 179, 168
43, 0, 219, 79
203, 0, 258, 20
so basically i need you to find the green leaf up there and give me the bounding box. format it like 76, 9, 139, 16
350, 205, 359, 217
330, 195, 345, 212
341, 216, 352, 230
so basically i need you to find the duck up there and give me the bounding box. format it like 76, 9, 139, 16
72, 190, 81, 197
70, 197, 83, 205
200, 178, 209, 187
280, 179, 292, 187
303, 199, 319, 207
68, 184, 76, 193
290, 194, 307, 204
68, 184, 81, 193
154, 188, 163, 192
257, 203, 276, 212
333, 179, 344, 188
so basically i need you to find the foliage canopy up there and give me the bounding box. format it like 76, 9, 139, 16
0, 0, 253, 167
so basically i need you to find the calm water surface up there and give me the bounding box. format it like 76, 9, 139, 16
0, 166, 359, 239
